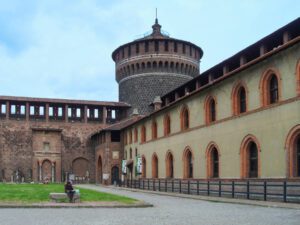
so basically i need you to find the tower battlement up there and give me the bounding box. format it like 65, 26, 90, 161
112, 19, 203, 114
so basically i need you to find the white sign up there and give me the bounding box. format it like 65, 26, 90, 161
136, 157, 142, 174
112, 151, 119, 159
69, 174, 75, 181
122, 160, 127, 174
103, 173, 110, 180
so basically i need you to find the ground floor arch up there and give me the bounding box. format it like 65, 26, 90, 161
111, 166, 120, 185
165, 151, 174, 178
72, 157, 89, 182
285, 125, 300, 177
240, 135, 261, 178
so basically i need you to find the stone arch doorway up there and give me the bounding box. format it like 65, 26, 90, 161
72, 157, 89, 183
183, 148, 193, 179
152, 153, 158, 178
165, 151, 174, 178
42, 160, 52, 182
97, 156, 103, 184
111, 166, 119, 185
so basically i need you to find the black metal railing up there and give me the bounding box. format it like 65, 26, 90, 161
121, 178, 300, 203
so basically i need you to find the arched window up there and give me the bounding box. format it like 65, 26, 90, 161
180, 63, 184, 73
210, 99, 216, 122
183, 148, 193, 178
297, 60, 300, 95
180, 106, 189, 131
285, 125, 300, 177
249, 142, 258, 178
142, 156, 146, 178
260, 69, 281, 106
164, 61, 169, 72
141, 125, 146, 143
129, 130, 132, 144
170, 62, 174, 72
175, 63, 179, 72
152, 154, 158, 178
206, 143, 220, 178
159, 61, 163, 71
212, 148, 219, 178
232, 83, 248, 115
297, 136, 300, 177
240, 135, 261, 178
152, 121, 157, 140
134, 128, 138, 143
164, 114, 171, 136
147, 62, 151, 70
129, 148, 132, 159
166, 151, 174, 178
269, 75, 278, 104
135, 148, 138, 157
239, 87, 247, 113
205, 96, 216, 124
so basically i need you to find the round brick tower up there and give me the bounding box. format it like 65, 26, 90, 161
112, 19, 203, 115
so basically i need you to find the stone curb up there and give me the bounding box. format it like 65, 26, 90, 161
0, 201, 153, 209
111, 186, 300, 210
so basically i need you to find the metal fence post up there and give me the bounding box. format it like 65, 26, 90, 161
219, 180, 221, 197
283, 181, 287, 202
207, 181, 210, 196
179, 180, 182, 193
197, 180, 200, 195
247, 181, 250, 199
158, 179, 161, 191
153, 179, 155, 191
188, 180, 190, 195
165, 179, 167, 192
264, 181, 267, 201
172, 179, 174, 192
232, 181, 235, 198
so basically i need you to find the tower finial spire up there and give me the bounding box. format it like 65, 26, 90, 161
151, 8, 162, 37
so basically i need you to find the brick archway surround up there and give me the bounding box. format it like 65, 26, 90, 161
259, 68, 282, 106
240, 134, 261, 178
285, 124, 300, 177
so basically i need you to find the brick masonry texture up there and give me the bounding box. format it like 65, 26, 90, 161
0, 119, 105, 183
119, 74, 192, 114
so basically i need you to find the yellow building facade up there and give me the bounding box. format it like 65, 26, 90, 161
123, 22, 300, 180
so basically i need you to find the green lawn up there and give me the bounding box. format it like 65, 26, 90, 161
0, 183, 136, 204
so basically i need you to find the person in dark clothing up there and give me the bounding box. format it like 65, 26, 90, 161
64, 181, 75, 203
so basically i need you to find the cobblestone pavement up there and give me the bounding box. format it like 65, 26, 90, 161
0, 185, 299, 225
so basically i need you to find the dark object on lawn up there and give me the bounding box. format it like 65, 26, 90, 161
64, 181, 75, 203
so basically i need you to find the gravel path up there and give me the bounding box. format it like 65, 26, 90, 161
0, 185, 299, 225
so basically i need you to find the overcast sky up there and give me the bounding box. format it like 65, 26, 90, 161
0, 0, 299, 102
